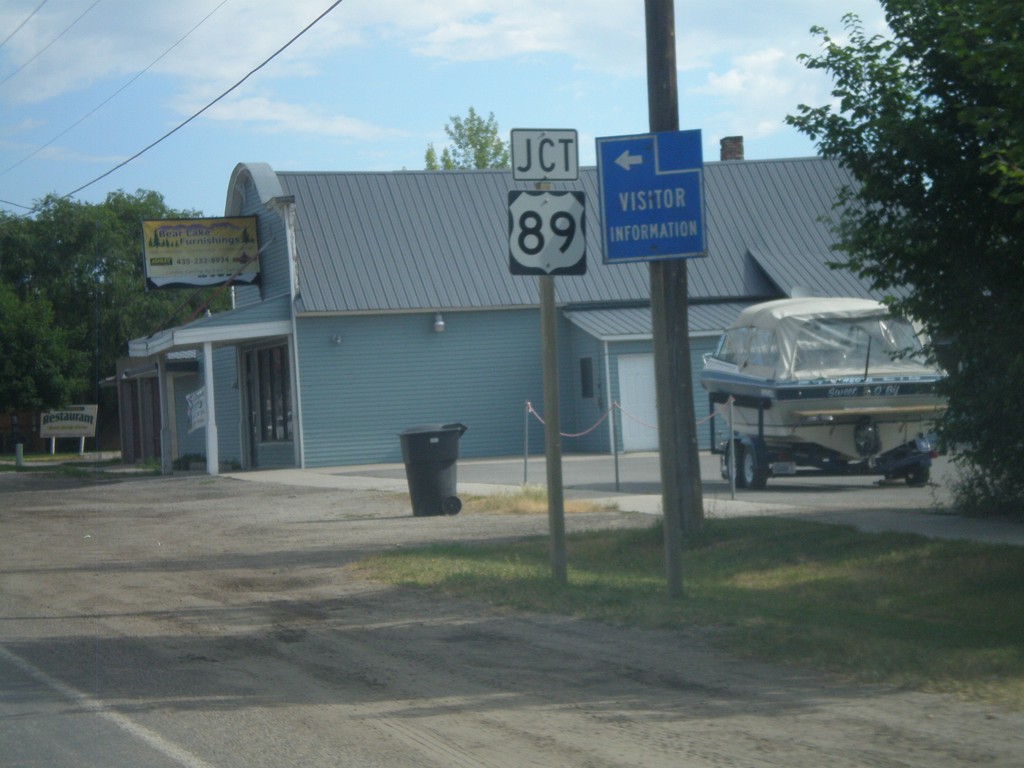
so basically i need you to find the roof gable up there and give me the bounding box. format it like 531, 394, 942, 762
259, 156, 861, 314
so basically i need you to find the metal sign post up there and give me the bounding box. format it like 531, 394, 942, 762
539, 273, 567, 584
509, 130, 582, 585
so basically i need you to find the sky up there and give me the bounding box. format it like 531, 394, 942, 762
0, 0, 890, 218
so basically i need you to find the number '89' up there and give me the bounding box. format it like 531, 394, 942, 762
516, 210, 577, 256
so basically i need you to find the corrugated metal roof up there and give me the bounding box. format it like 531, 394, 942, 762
566, 307, 652, 340
277, 156, 867, 315
566, 301, 754, 341
196, 292, 293, 328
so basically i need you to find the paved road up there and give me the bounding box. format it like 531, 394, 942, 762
0, 646, 192, 768
305, 452, 1022, 546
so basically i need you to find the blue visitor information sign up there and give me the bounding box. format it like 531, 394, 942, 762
596, 129, 706, 264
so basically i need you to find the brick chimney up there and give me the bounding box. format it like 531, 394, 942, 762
719, 135, 744, 161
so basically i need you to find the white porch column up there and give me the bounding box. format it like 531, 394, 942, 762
203, 342, 219, 476
158, 356, 174, 476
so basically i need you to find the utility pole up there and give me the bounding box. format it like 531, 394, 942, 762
645, 0, 705, 599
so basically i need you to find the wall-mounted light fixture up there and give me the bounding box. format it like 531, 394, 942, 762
329, 334, 342, 346
433, 313, 445, 333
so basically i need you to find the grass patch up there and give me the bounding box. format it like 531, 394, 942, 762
0, 453, 132, 478
0, 461, 117, 476
461, 485, 618, 515
353, 517, 1024, 708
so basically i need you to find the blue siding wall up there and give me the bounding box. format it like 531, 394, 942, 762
691, 336, 719, 451
297, 309, 547, 466
564, 325, 611, 453
213, 347, 242, 467
233, 177, 291, 307
255, 441, 295, 469
173, 372, 204, 458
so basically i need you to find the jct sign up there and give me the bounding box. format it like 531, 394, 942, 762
511, 129, 579, 182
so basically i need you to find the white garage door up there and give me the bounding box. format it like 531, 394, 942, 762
617, 354, 659, 451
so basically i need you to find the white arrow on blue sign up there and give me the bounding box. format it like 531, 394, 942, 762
596, 129, 707, 264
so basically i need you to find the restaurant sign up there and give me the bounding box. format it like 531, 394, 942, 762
40, 405, 98, 439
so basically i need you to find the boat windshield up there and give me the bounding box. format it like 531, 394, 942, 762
712, 327, 749, 364
790, 315, 933, 379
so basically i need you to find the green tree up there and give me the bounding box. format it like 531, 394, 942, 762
0, 283, 84, 412
425, 107, 510, 170
0, 190, 227, 445
786, 2, 1024, 514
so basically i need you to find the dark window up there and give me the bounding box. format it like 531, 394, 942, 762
579, 357, 594, 399
249, 345, 292, 443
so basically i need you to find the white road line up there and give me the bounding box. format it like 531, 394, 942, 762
0, 644, 219, 768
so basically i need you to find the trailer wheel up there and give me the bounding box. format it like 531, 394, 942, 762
737, 444, 768, 490
905, 465, 930, 487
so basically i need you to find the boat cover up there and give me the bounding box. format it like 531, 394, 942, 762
712, 298, 938, 382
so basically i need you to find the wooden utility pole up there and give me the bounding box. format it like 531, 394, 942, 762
645, 0, 705, 598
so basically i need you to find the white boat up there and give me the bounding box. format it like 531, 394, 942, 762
700, 297, 946, 488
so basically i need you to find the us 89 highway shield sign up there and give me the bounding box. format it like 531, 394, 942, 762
508, 191, 586, 276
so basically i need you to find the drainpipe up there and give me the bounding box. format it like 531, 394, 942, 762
603, 340, 615, 454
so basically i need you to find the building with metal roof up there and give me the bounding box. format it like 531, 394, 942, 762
121, 142, 879, 473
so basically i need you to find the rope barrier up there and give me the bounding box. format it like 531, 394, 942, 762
525, 401, 612, 438
523, 395, 736, 492
526, 396, 735, 440
613, 402, 658, 431
697, 397, 734, 426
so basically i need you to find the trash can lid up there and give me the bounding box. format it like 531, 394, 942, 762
399, 422, 468, 436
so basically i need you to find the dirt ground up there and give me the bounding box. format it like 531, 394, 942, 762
2, 470, 1022, 767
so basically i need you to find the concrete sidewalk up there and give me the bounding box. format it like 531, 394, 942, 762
225, 454, 1024, 547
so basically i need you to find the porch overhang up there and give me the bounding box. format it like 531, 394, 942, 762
128, 320, 292, 358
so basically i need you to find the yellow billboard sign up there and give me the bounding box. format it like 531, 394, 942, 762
142, 217, 260, 288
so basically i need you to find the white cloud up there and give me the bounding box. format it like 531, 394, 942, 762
703, 49, 793, 98
0, 0, 362, 103
203, 96, 402, 141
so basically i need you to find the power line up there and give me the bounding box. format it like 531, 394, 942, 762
0, 0, 103, 87
0, 0, 230, 178
0, 0, 51, 53
0, 197, 33, 211
18, 0, 346, 215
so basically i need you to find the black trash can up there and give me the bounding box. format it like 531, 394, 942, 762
399, 423, 468, 516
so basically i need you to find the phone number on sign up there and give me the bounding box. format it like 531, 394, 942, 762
175, 257, 234, 266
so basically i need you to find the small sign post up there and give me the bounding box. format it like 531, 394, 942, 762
509, 129, 583, 585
